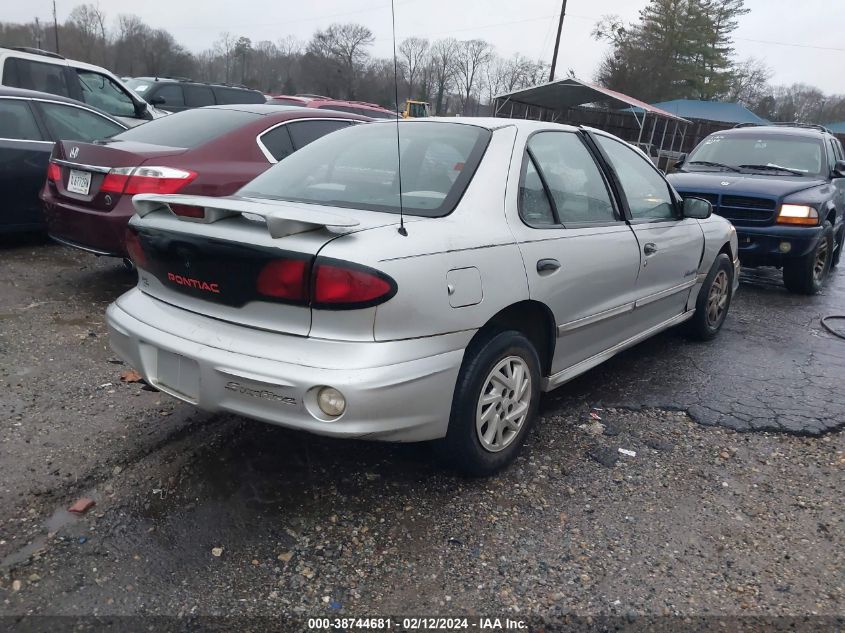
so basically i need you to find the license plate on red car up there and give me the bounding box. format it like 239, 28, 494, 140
67, 170, 92, 195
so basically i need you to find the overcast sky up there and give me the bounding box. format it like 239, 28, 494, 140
11, 0, 845, 95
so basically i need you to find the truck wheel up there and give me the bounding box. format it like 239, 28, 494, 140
783, 222, 834, 294
436, 330, 541, 476
832, 226, 843, 269
686, 253, 733, 341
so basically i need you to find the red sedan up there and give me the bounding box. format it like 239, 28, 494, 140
41, 104, 369, 261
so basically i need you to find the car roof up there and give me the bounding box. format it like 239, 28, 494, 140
196, 103, 372, 122
395, 116, 580, 133
131, 77, 262, 91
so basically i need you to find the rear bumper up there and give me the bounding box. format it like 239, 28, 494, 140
106, 289, 469, 442
735, 224, 824, 266
41, 192, 131, 258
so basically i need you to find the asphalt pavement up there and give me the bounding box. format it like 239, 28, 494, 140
0, 238, 843, 627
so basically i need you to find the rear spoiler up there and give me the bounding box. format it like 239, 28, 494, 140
132, 193, 360, 239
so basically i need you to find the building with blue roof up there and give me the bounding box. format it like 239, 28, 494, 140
629, 99, 768, 125
824, 121, 845, 134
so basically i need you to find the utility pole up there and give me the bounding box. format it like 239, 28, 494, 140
34, 17, 42, 49
548, 0, 567, 82
52, 0, 60, 54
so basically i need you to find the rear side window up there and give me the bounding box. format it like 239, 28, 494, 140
287, 120, 351, 150
0, 99, 44, 141
3, 57, 71, 98
259, 125, 295, 162
152, 84, 185, 108
112, 108, 260, 148
183, 84, 214, 107
519, 156, 555, 226
213, 87, 264, 105
37, 102, 124, 141
76, 70, 137, 118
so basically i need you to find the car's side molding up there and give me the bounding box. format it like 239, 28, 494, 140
544, 309, 696, 391
555, 279, 696, 337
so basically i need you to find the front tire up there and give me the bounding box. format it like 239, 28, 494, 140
783, 221, 834, 294
686, 253, 733, 341
436, 330, 541, 476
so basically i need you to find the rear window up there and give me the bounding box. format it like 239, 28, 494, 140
213, 87, 265, 105
112, 108, 260, 148
240, 121, 491, 217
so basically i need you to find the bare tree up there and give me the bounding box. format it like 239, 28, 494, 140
429, 38, 457, 115
67, 3, 107, 64
214, 32, 236, 83
398, 37, 429, 100
453, 39, 493, 114
725, 57, 771, 105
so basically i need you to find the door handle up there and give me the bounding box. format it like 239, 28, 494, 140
537, 258, 561, 274
643, 243, 658, 255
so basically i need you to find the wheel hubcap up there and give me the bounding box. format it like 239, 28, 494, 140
476, 356, 532, 453
813, 240, 829, 282
706, 270, 729, 328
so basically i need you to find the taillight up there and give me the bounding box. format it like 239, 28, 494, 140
257, 259, 310, 301
312, 261, 396, 309
47, 162, 61, 182
254, 258, 396, 309
101, 166, 197, 195
169, 204, 205, 219
124, 228, 147, 268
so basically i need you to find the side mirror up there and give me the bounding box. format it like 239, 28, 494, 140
149, 96, 165, 106
832, 160, 845, 179
682, 196, 712, 219
673, 153, 687, 170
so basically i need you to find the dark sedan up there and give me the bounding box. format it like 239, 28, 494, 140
41, 104, 369, 261
0, 86, 127, 233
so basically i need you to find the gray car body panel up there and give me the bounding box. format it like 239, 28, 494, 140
107, 118, 737, 442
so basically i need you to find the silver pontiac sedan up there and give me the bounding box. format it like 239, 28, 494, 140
107, 118, 739, 475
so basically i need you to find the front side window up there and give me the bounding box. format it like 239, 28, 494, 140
76, 70, 136, 118
597, 135, 676, 221
38, 102, 124, 141
0, 99, 43, 141
240, 121, 491, 217
4, 58, 71, 98
525, 132, 616, 225
151, 84, 185, 108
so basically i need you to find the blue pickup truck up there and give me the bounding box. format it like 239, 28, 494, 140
668, 124, 845, 294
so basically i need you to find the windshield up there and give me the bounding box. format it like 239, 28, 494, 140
687, 134, 825, 176
111, 108, 260, 148
239, 121, 491, 217
124, 79, 153, 94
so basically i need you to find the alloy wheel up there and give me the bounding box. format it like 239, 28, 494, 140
706, 270, 729, 328
475, 356, 532, 453
813, 239, 830, 283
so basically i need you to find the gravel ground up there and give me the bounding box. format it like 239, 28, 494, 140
0, 239, 843, 628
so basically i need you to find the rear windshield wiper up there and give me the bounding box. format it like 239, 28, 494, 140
687, 160, 741, 173
737, 164, 805, 176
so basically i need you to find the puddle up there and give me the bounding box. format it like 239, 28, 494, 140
0, 489, 97, 572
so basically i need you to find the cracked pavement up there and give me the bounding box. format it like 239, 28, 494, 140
544, 266, 845, 435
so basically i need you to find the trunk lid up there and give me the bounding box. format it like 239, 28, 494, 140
51, 140, 189, 212
128, 194, 400, 337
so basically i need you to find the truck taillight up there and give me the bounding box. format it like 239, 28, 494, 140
101, 167, 197, 195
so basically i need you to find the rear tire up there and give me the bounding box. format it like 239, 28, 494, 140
436, 330, 541, 476
686, 253, 733, 341
783, 221, 833, 294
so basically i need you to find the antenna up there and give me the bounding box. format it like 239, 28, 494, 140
390, 0, 407, 236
